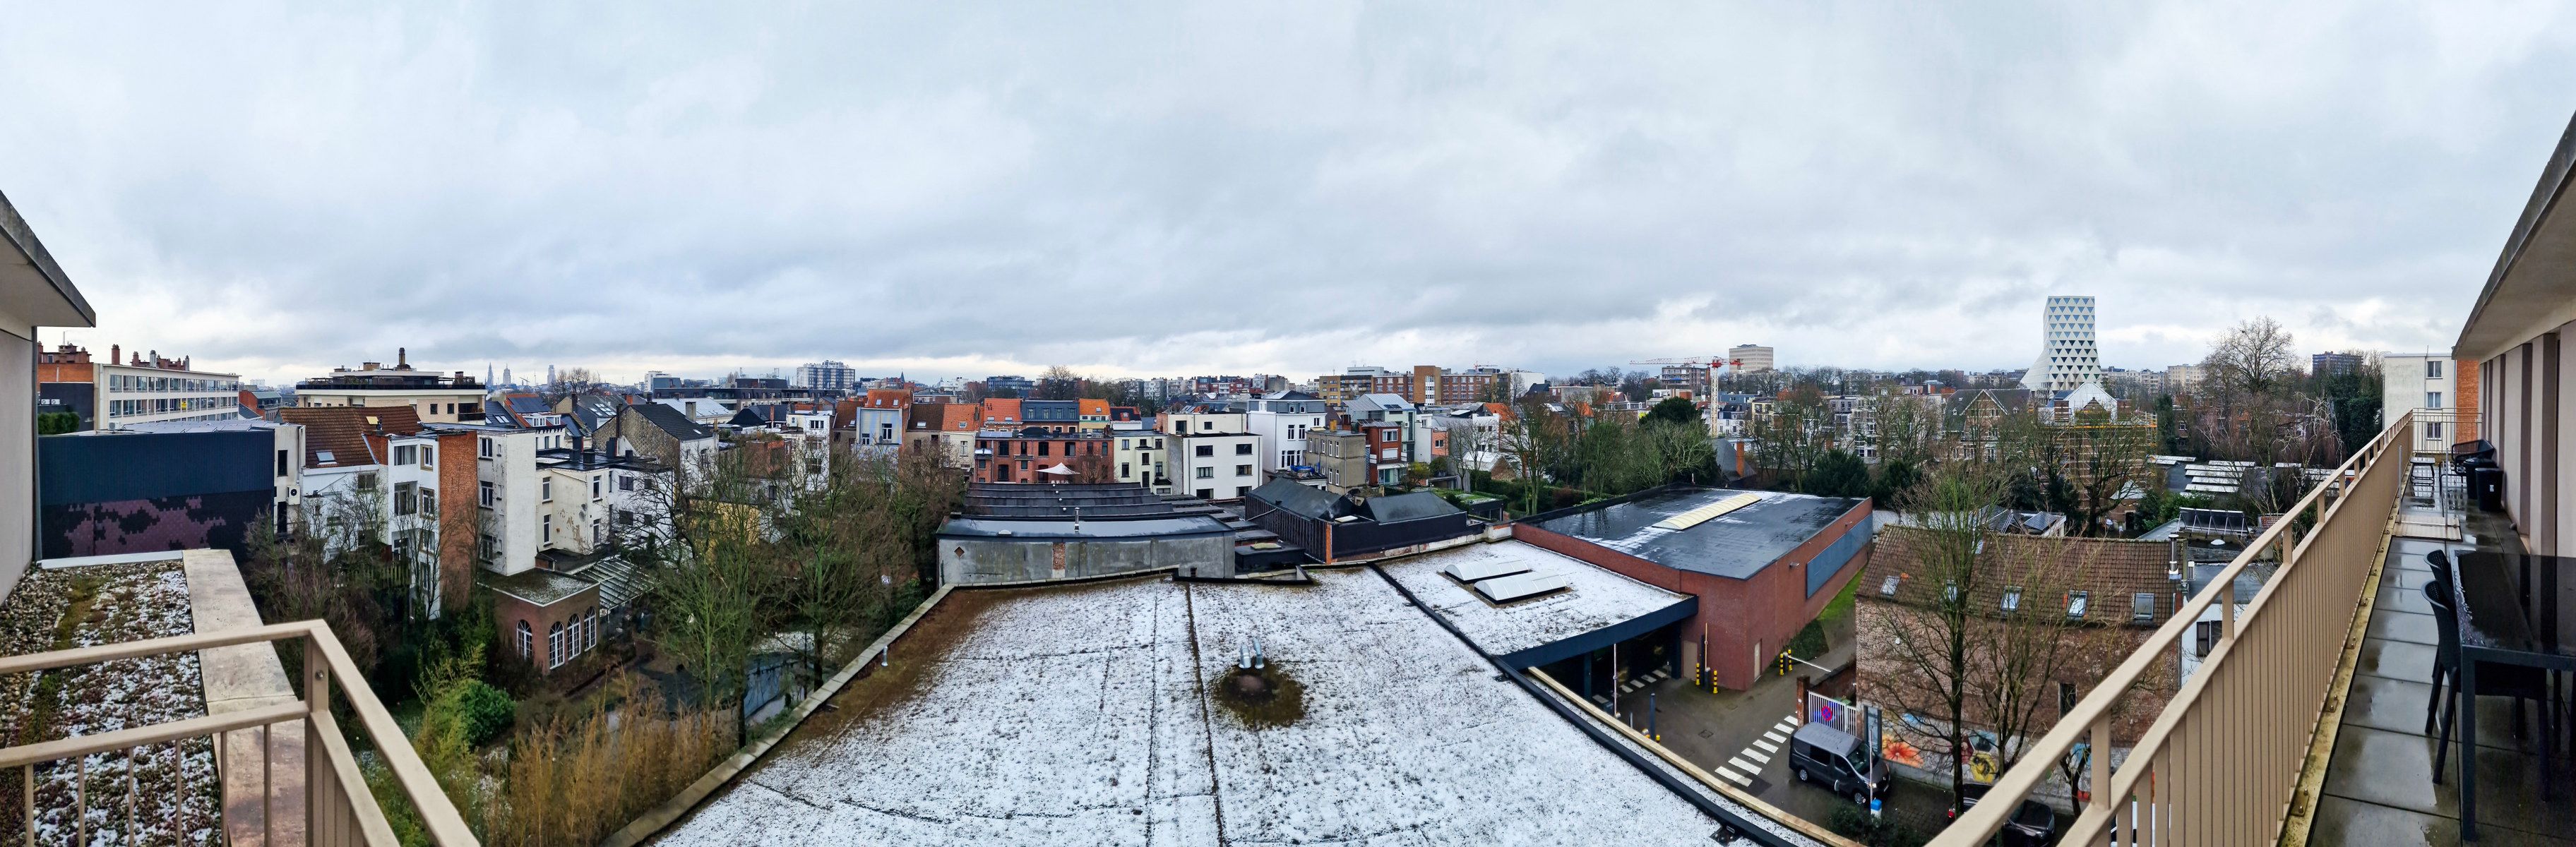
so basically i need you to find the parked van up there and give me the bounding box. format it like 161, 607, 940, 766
1789, 721, 1890, 805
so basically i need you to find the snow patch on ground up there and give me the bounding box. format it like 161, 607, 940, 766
659, 572, 1741, 846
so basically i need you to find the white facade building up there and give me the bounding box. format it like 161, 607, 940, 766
1244, 392, 1328, 471
795, 360, 857, 392
2022, 295, 2103, 395
1164, 411, 1260, 500
97, 358, 242, 427
2382, 353, 2455, 450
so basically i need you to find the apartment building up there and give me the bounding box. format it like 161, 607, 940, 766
49, 344, 244, 428
972, 428, 1114, 483
1164, 408, 1260, 500
905, 402, 981, 467
846, 388, 911, 455
1244, 390, 1328, 471
294, 348, 487, 423
1727, 344, 1775, 373
794, 359, 857, 392
1307, 422, 1407, 492
2382, 353, 2473, 452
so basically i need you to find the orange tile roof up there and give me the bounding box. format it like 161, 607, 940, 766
1078, 398, 1109, 418
865, 388, 913, 409
912, 402, 979, 432
980, 398, 1022, 426
278, 406, 424, 468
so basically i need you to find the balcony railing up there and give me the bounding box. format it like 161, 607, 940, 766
0, 620, 476, 846
1932, 412, 2411, 846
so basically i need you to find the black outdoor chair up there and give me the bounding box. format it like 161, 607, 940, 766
2426, 579, 2558, 786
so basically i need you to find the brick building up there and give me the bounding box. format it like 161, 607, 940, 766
1511, 486, 1873, 690
972, 428, 1116, 484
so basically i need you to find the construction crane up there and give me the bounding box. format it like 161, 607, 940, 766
1630, 356, 1742, 396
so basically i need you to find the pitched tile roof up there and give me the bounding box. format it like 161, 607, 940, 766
864, 389, 912, 409
278, 406, 424, 468
912, 402, 979, 432
979, 397, 1021, 426
1078, 398, 1109, 419
1861, 525, 2178, 626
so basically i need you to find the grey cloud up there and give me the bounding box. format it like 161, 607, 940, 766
3, 2, 2572, 385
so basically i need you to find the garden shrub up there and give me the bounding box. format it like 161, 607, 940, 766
452, 680, 518, 745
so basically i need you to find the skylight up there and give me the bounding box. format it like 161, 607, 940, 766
1650, 493, 1762, 531
2067, 591, 2090, 620
1878, 575, 1900, 597
316, 450, 336, 464
2133, 593, 2156, 622
2001, 587, 2022, 613
1473, 571, 1572, 603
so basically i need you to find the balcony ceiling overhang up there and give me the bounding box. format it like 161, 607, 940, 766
2458, 112, 2576, 363
0, 189, 93, 332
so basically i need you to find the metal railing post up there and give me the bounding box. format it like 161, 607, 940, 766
306, 635, 329, 846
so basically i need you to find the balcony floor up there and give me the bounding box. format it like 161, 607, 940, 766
2311, 522, 2575, 846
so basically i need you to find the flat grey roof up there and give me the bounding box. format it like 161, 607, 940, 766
1527, 486, 1860, 579
937, 514, 1235, 540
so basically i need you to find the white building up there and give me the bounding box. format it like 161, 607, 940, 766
1727, 344, 1775, 373
2382, 353, 2456, 450
1244, 391, 1328, 471
1110, 421, 1171, 494
2022, 296, 2103, 395
1164, 409, 1260, 501
293, 349, 487, 424
96, 352, 242, 428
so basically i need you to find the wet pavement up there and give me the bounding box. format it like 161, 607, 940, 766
2310, 524, 2576, 846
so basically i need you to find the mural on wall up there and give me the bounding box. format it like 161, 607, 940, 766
40, 491, 268, 560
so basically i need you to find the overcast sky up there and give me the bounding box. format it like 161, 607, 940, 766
6, 3, 2574, 387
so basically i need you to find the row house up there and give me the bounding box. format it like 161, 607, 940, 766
1306, 422, 1406, 493
907, 402, 981, 467
847, 388, 912, 455
276, 406, 479, 619
972, 428, 1115, 483
1244, 391, 1328, 472
467, 421, 669, 676
1108, 421, 1172, 493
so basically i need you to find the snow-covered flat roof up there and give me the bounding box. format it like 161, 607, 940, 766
1382, 541, 1695, 661
655, 570, 1741, 846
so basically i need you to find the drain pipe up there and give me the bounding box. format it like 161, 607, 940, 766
1368, 564, 1785, 847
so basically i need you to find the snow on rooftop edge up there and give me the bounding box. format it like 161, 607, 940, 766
654, 571, 1746, 847
1381, 540, 1692, 657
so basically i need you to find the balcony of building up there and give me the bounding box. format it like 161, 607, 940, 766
1930, 411, 2572, 846
2, 550, 473, 846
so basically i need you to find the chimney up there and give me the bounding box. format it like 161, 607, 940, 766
109, 344, 119, 366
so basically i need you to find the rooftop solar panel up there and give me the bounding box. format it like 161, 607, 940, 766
1474, 570, 1572, 603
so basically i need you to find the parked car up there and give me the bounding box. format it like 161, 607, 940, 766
1949, 783, 2061, 846
1789, 722, 1889, 805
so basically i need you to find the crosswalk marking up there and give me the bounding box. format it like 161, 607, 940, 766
1728, 757, 1760, 774
1762, 731, 1786, 744
1738, 748, 1770, 764
1714, 767, 1751, 786
1752, 739, 1779, 754
1771, 722, 1796, 735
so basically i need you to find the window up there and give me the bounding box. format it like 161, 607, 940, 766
394, 445, 417, 466
394, 481, 419, 516
2133, 593, 2156, 622
1195, 445, 1214, 457
549, 622, 566, 668
542, 477, 553, 502
586, 608, 600, 649
2066, 591, 2090, 620
2428, 421, 2445, 439
418, 488, 436, 517
277, 449, 289, 477
479, 533, 497, 562
2058, 682, 2077, 716
420, 445, 434, 469
518, 621, 533, 659
1195, 467, 1214, 479
356, 472, 378, 491
542, 515, 552, 543
2000, 587, 2022, 613
592, 517, 603, 542
618, 509, 636, 527
1121, 462, 1131, 478
2426, 392, 2442, 409
479, 438, 494, 458
619, 474, 635, 491
1119, 439, 1131, 450
592, 476, 602, 499
2428, 360, 2445, 378
1196, 488, 1214, 499
1235, 464, 1253, 476
1235, 443, 1253, 455
2195, 620, 2222, 657
479, 481, 495, 507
